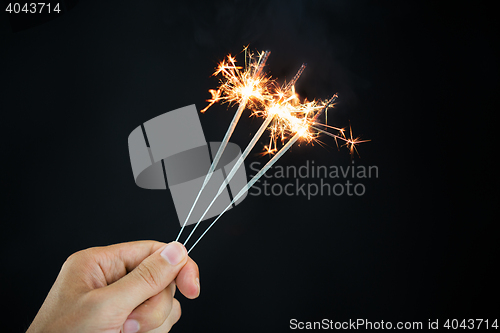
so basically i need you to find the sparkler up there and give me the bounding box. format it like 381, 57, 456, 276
176, 49, 272, 242
174, 46, 366, 252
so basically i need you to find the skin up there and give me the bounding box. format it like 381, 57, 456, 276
26, 241, 200, 333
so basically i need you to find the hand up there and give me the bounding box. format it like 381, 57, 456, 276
27, 241, 200, 333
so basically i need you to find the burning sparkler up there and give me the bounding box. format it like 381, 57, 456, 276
176, 46, 367, 251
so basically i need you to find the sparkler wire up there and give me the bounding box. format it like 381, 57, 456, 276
284, 63, 306, 92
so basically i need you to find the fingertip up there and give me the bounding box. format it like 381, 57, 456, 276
185, 277, 200, 299
123, 319, 140, 333
175, 256, 200, 299
160, 242, 188, 266
195, 277, 200, 298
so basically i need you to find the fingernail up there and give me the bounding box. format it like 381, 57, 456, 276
195, 277, 200, 296
123, 319, 140, 333
161, 242, 186, 265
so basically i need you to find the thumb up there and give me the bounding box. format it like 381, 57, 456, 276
100, 241, 188, 312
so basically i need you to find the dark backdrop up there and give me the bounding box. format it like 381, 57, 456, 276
1, 1, 498, 332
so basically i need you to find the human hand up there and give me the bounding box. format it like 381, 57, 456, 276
27, 241, 200, 333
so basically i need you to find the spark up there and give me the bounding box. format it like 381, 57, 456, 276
343, 122, 371, 157
200, 49, 273, 113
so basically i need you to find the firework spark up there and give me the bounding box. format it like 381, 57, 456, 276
200, 48, 273, 113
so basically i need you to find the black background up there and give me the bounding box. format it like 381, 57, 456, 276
1, 1, 498, 332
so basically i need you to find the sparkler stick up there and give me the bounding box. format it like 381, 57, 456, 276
253, 50, 270, 78
186, 95, 338, 253
182, 64, 308, 246
284, 63, 306, 92
176, 51, 271, 242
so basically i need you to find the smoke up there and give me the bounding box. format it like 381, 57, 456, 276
161, 0, 374, 109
